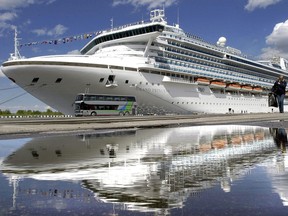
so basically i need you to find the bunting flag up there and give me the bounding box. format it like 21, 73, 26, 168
19, 20, 146, 48
19, 31, 103, 48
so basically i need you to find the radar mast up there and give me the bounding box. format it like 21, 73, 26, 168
150, 9, 166, 24
9, 28, 22, 60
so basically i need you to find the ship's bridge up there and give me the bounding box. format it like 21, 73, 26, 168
80, 23, 165, 55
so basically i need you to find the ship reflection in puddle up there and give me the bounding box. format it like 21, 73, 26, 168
1, 125, 288, 215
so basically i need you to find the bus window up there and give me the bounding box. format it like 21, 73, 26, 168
127, 96, 135, 101
75, 94, 84, 101
106, 96, 113, 101
97, 96, 104, 100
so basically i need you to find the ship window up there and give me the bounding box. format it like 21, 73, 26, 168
32, 77, 39, 83
99, 78, 104, 82
55, 78, 62, 83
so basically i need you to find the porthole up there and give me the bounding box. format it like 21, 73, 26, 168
55, 78, 62, 83
32, 77, 39, 83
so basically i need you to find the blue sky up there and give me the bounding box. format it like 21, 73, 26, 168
0, 0, 288, 112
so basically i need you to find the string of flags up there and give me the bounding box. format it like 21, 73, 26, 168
19, 20, 146, 48
19, 30, 103, 48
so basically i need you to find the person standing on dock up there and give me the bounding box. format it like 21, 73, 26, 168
272, 75, 287, 113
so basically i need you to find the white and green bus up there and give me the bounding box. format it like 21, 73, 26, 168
74, 93, 137, 116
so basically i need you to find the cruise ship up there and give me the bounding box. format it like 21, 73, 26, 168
1, 9, 288, 115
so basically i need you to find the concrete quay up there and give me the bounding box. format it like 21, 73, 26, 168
0, 113, 288, 138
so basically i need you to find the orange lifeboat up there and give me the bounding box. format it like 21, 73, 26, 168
199, 143, 212, 152
252, 87, 263, 93
254, 132, 264, 140
196, 77, 210, 85
242, 134, 254, 143
241, 85, 253, 91
211, 139, 227, 149
226, 83, 241, 90
231, 136, 242, 145
210, 81, 226, 89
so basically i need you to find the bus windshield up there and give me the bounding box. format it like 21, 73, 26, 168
74, 93, 137, 116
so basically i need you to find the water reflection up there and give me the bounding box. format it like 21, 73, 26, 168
270, 127, 288, 207
0, 125, 287, 214
271, 128, 287, 153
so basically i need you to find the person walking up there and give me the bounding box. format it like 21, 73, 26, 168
272, 75, 287, 113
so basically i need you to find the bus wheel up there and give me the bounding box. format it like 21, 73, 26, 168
91, 112, 97, 116
119, 112, 124, 116
125, 111, 130, 116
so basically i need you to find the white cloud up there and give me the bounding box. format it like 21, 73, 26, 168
0, 0, 36, 10
32, 24, 68, 37
0, 0, 57, 37
0, 12, 17, 35
112, 0, 178, 10
0, 12, 17, 22
0, 0, 55, 10
260, 19, 288, 59
245, 0, 282, 11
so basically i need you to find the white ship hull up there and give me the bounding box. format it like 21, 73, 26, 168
2, 56, 272, 115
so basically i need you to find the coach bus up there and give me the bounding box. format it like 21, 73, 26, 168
74, 93, 137, 116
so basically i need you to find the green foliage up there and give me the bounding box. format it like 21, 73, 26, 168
0, 109, 63, 116
0, 109, 11, 116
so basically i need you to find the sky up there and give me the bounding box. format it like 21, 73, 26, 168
0, 0, 288, 113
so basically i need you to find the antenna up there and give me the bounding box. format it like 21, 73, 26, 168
9, 27, 22, 60
177, 7, 180, 27
110, 17, 114, 29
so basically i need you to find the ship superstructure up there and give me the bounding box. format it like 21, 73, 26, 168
1, 9, 288, 114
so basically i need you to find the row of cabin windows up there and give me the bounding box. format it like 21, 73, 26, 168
155, 61, 257, 87
229, 55, 283, 74
155, 48, 272, 86
164, 41, 273, 83
161, 50, 259, 83
165, 40, 274, 84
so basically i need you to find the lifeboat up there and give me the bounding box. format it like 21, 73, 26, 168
226, 83, 241, 90
211, 139, 227, 149
240, 85, 253, 92
242, 134, 254, 143
254, 132, 264, 140
195, 77, 210, 85
231, 136, 242, 144
252, 87, 263, 93
210, 81, 226, 89
199, 143, 212, 152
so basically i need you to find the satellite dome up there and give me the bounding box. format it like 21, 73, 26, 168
217, 37, 227, 47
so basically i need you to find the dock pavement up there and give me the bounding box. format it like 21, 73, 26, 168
0, 113, 288, 138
